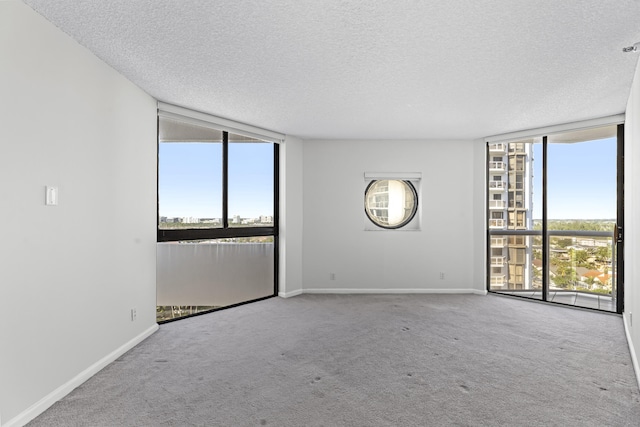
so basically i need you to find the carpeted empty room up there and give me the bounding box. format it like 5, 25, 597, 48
28, 294, 640, 426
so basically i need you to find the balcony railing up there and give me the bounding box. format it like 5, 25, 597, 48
493, 289, 614, 311
490, 237, 506, 247
489, 200, 506, 209
491, 256, 506, 266
489, 181, 507, 190
488, 161, 506, 171
488, 143, 506, 153
486, 229, 616, 312
156, 241, 274, 321
490, 275, 506, 286
489, 219, 505, 228
509, 144, 526, 154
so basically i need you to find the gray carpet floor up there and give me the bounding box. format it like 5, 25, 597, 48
29, 294, 640, 426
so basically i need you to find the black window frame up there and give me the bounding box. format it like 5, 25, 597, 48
364, 179, 419, 230
485, 124, 624, 314
156, 117, 280, 292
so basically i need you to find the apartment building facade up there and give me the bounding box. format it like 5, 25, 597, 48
488, 141, 535, 291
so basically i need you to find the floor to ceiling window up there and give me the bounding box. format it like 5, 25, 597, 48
156, 112, 279, 322
487, 124, 624, 313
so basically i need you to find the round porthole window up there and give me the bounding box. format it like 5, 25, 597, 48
364, 180, 418, 229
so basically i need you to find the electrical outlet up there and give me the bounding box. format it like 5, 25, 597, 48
439, 272, 445, 280
330, 273, 336, 281
131, 307, 137, 322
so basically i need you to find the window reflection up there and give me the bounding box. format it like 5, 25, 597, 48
364, 180, 417, 229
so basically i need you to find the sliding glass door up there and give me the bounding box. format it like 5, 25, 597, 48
487, 124, 623, 313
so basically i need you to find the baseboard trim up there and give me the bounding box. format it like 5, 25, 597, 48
302, 288, 487, 295
4, 324, 159, 427
278, 289, 303, 298
623, 313, 640, 392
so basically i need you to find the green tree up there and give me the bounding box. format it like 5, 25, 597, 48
595, 246, 612, 261
553, 261, 578, 289
533, 249, 542, 260
552, 275, 571, 289
555, 238, 572, 249
570, 249, 589, 266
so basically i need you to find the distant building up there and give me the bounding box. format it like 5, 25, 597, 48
576, 238, 610, 248
199, 218, 220, 224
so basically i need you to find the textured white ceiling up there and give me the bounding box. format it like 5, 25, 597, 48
22, 0, 640, 140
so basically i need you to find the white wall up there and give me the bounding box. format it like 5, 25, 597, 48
279, 136, 304, 297
624, 56, 640, 387
302, 139, 484, 293
0, 2, 158, 425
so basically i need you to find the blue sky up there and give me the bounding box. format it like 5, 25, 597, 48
159, 142, 273, 218
532, 137, 617, 220
159, 137, 617, 221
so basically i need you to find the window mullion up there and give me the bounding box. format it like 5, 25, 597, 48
541, 136, 548, 302
222, 131, 229, 229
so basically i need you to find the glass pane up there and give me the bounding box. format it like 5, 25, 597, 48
364, 180, 418, 229
487, 139, 540, 231
488, 234, 542, 299
547, 125, 617, 311
532, 143, 543, 230
228, 134, 274, 227
547, 234, 614, 311
547, 127, 617, 227
158, 118, 223, 229
488, 138, 540, 298
156, 238, 274, 321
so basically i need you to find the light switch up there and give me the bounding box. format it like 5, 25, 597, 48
45, 186, 58, 206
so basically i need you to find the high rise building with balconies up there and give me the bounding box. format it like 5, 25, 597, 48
488, 141, 534, 290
